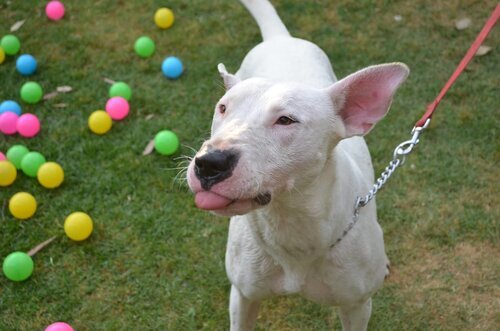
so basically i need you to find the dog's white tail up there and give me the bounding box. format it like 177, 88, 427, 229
239, 0, 291, 41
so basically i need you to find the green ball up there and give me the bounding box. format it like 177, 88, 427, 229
3, 251, 34, 282
6, 145, 30, 169
134, 36, 155, 58
154, 130, 180, 156
109, 82, 132, 101
0, 35, 21, 55
20, 81, 43, 104
21, 151, 46, 177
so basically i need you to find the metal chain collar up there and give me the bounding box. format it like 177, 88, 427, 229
355, 118, 431, 214
331, 118, 431, 248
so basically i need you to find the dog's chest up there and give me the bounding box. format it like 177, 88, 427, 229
247, 212, 343, 296
266, 251, 346, 306
250, 209, 332, 261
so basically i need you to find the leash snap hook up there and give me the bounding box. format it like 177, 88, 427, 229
393, 118, 431, 163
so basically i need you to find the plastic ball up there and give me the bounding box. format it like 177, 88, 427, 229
16, 54, 37, 76
20, 81, 43, 104
155, 8, 175, 29
0, 35, 21, 55
0, 152, 5, 161
0, 47, 5, 64
88, 110, 112, 134
2, 251, 34, 282
154, 130, 180, 155
105, 96, 129, 120
45, 1, 65, 21
9, 192, 37, 220
0, 160, 17, 186
134, 36, 155, 58
162, 56, 184, 79
6, 145, 29, 169
0, 112, 19, 135
37, 162, 64, 189
64, 212, 93, 241
17, 113, 41, 138
21, 151, 46, 177
45, 322, 74, 331
109, 82, 132, 101
0, 100, 22, 115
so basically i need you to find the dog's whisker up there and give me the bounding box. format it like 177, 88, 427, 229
174, 155, 193, 162
163, 166, 190, 171
181, 144, 199, 155
172, 168, 189, 189
174, 160, 192, 168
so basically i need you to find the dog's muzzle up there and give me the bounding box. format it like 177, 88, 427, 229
194, 149, 240, 190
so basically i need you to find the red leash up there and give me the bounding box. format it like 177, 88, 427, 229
415, 3, 500, 128
353, 4, 499, 214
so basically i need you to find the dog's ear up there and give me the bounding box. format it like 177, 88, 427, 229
328, 63, 409, 137
218, 63, 241, 90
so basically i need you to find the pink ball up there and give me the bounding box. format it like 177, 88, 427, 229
105, 96, 130, 120
0, 112, 19, 135
45, 322, 74, 331
45, 1, 65, 21
17, 113, 41, 138
0, 152, 6, 161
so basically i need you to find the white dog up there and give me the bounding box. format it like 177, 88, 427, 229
187, 0, 409, 330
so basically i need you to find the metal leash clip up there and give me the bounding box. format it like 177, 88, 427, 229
393, 118, 431, 165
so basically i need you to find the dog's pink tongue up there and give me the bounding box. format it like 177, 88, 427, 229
195, 191, 233, 210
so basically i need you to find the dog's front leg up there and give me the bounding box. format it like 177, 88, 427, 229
229, 285, 261, 331
339, 298, 372, 331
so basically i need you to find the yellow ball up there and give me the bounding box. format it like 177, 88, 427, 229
0, 47, 5, 64
88, 110, 112, 135
64, 212, 93, 241
154, 8, 175, 29
37, 162, 64, 189
9, 192, 37, 220
0, 160, 17, 186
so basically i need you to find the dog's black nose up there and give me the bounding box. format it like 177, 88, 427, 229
194, 149, 240, 190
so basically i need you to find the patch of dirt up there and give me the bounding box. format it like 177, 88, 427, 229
389, 241, 499, 330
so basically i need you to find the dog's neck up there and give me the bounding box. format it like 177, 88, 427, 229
246, 146, 356, 262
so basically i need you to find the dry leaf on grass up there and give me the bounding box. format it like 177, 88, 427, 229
145, 114, 155, 120
57, 86, 73, 93
43, 92, 59, 100
475, 45, 492, 56
10, 20, 26, 32
43, 86, 73, 100
54, 103, 68, 108
103, 77, 116, 84
28, 236, 57, 257
455, 18, 471, 30
143, 140, 155, 155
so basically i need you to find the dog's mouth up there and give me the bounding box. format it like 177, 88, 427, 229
195, 191, 271, 211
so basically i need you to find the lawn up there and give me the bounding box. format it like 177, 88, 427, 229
0, 0, 498, 330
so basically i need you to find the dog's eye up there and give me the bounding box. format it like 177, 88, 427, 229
219, 104, 226, 114
275, 116, 298, 125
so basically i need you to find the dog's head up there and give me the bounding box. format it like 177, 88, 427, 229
187, 63, 409, 216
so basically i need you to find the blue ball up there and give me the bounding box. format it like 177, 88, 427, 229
16, 54, 37, 76
0, 100, 22, 115
162, 56, 184, 79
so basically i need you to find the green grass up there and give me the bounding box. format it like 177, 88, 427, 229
1, 0, 498, 330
